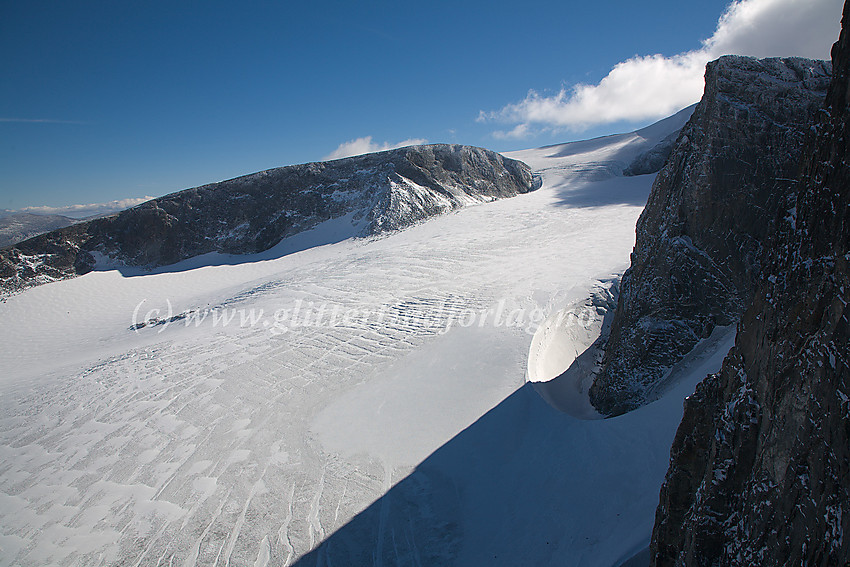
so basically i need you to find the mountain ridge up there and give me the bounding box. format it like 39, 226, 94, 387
0, 144, 535, 295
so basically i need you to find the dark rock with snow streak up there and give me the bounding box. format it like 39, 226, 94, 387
650, 4, 850, 565
0, 144, 535, 293
589, 55, 832, 416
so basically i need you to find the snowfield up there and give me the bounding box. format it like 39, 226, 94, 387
0, 113, 731, 566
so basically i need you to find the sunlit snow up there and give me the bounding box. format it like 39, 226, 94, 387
0, 111, 732, 567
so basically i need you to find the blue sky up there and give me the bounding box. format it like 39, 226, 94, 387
0, 0, 841, 212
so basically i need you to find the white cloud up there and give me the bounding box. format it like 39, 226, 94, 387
706, 0, 840, 58
13, 197, 154, 219
323, 136, 428, 160
479, 0, 842, 136
492, 123, 535, 140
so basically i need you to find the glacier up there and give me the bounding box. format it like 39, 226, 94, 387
0, 110, 735, 566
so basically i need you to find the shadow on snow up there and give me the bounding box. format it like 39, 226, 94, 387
292, 383, 675, 567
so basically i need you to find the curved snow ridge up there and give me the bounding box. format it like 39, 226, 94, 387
527, 280, 739, 421
526, 279, 619, 420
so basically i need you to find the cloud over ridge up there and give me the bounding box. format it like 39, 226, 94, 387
480, 0, 842, 138
324, 136, 428, 160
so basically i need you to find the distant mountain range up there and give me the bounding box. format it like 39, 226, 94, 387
0, 198, 156, 248
0, 212, 77, 248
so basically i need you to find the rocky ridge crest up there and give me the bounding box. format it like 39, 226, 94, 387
0, 144, 535, 294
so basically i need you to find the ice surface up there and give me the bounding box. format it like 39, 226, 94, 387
0, 116, 730, 566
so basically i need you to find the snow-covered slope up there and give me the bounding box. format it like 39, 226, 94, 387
0, 111, 727, 566
505, 104, 694, 188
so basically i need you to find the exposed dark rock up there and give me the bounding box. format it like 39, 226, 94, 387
589, 55, 832, 416
0, 144, 535, 294
650, 3, 850, 565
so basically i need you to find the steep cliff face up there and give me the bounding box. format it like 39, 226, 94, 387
650, 4, 850, 565
589, 56, 832, 416
0, 144, 535, 294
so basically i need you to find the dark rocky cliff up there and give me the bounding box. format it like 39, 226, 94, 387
650, 3, 850, 565
0, 144, 535, 294
589, 56, 832, 416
